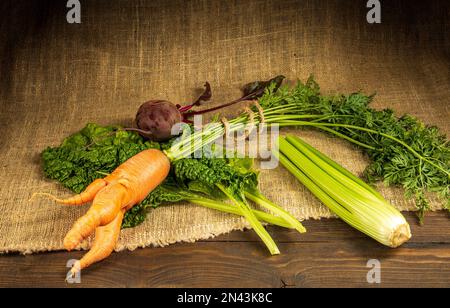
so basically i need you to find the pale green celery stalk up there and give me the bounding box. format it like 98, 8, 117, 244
216, 184, 280, 255
285, 136, 382, 203
244, 190, 306, 233
288, 136, 383, 199
278, 136, 411, 248
188, 197, 292, 229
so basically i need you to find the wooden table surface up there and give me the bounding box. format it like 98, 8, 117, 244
1, 211, 448, 288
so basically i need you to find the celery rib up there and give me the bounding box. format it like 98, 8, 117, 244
245, 190, 306, 233
188, 197, 292, 229
289, 136, 383, 199
216, 184, 280, 255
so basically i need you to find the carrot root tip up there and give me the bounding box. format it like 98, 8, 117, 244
29, 192, 60, 203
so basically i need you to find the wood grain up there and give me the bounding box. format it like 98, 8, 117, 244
1, 212, 448, 288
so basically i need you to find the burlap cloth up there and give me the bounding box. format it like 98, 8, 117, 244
0, 0, 448, 253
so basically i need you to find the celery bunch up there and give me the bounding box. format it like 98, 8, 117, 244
278, 135, 411, 248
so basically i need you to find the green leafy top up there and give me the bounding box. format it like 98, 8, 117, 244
173, 156, 258, 196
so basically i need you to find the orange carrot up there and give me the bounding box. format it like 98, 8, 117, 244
63, 149, 170, 249
35, 148, 170, 272
69, 209, 125, 276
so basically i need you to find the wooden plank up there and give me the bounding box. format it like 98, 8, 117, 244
0, 241, 448, 288
0, 211, 448, 288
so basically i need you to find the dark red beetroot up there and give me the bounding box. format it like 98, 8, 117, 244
127, 76, 284, 142
125, 82, 212, 141
130, 100, 182, 141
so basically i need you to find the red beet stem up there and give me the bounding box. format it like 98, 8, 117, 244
178, 82, 212, 113
182, 91, 257, 119
123, 127, 153, 136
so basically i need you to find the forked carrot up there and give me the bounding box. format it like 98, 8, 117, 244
34, 149, 170, 273
63, 182, 129, 250
69, 209, 125, 276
